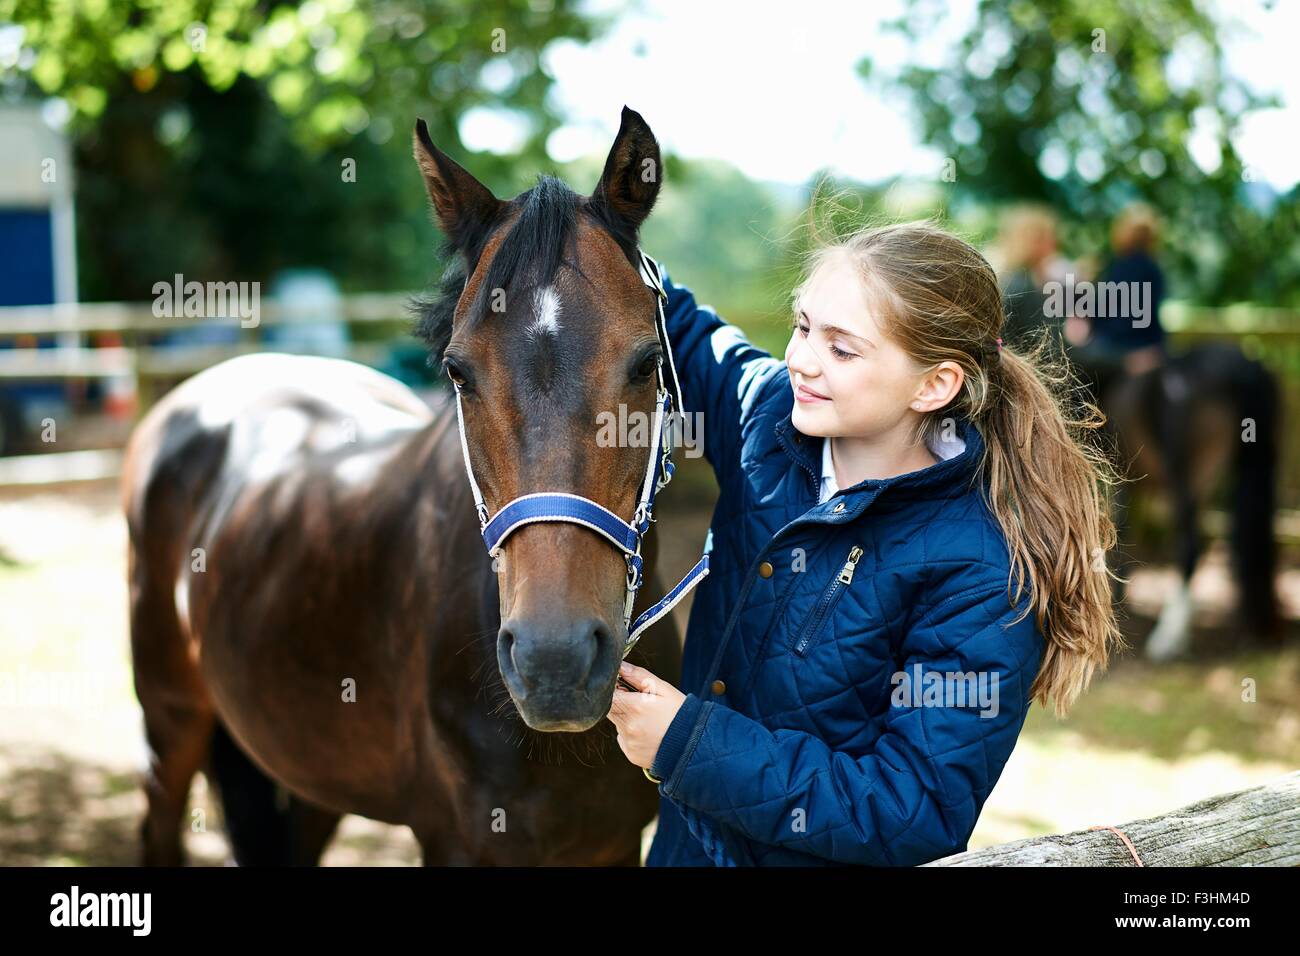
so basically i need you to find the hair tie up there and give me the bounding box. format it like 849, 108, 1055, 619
982, 336, 1003, 365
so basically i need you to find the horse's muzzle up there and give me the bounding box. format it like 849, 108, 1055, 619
496, 615, 621, 730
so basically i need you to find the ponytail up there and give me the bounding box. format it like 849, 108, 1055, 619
975, 338, 1125, 718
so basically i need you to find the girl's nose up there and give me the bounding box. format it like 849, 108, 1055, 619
786, 333, 821, 378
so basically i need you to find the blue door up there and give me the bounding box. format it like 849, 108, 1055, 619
0, 208, 56, 306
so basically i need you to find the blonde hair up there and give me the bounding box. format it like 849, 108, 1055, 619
1111, 202, 1160, 254
794, 219, 1125, 718
994, 204, 1058, 273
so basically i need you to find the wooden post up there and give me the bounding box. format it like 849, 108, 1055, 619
925, 771, 1300, 866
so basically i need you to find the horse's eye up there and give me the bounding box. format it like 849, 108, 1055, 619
634, 352, 660, 382
443, 357, 468, 389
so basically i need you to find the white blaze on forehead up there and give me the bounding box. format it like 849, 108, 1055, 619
527, 284, 562, 338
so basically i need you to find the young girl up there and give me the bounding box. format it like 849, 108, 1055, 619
607, 220, 1124, 867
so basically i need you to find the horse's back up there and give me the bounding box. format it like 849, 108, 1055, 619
121, 354, 456, 830
123, 353, 434, 536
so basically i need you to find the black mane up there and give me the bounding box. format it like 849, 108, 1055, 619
410, 173, 641, 368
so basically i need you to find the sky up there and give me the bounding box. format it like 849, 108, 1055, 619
458, 0, 1300, 191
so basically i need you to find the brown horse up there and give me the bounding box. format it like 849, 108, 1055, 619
1076, 341, 1281, 660
122, 106, 682, 865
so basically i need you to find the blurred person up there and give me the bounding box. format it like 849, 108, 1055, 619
1068, 203, 1167, 379
995, 205, 1077, 351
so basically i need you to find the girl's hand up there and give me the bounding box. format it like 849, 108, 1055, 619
607, 661, 686, 772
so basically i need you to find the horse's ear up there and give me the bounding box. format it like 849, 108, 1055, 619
590, 106, 662, 237
413, 119, 503, 258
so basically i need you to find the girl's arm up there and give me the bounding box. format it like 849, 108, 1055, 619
656, 261, 787, 481
650, 577, 1045, 867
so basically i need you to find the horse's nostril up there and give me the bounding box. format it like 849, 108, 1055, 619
498, 626, 525, 684
587, 620, 619, 686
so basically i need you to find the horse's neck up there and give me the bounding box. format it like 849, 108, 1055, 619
393, 403, 503, 666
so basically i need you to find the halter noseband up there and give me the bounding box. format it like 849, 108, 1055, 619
451, 249, 709, 657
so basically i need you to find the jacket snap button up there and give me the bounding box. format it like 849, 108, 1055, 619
711, 679, 727, 695
758, 561, 774, 578
832, 502, 846, 513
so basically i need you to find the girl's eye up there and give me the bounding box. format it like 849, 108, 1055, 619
792, 314, 855, 359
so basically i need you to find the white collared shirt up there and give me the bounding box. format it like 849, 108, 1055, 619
818, 431, 967, 504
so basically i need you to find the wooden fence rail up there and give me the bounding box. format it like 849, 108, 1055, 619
0, 294, 414, 383
926, 771, 1300, 866
2, 297, 1297, 382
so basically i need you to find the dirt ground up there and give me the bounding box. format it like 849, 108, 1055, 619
1, 473, 1297, 865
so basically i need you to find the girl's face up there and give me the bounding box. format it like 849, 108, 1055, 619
784, 253, 931, 441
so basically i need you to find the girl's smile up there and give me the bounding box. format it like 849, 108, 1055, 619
794, 381, 830, 403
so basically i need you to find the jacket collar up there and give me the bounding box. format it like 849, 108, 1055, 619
774, 411, 988, 511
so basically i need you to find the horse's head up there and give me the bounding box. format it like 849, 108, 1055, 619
413, 107, 667, 731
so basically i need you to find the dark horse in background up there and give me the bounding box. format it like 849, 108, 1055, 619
122, 107, 683, 864
1074, 339, 1282, 661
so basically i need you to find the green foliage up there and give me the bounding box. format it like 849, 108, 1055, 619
862, 0, 1300, 305
70, 71, 444, 297
2, 0, 599, 152
0, 0, 603, 299
640, 159, 794, 322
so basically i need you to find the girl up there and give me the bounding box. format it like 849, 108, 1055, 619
607, 220, 1124, 866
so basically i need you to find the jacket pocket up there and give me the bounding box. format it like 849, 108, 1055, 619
791, 544, 863, 657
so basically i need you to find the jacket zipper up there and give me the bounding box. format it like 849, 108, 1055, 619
692, 449, 872, 695
793, 545, 863, 656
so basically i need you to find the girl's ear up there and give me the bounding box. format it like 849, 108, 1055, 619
910, 361, 965, 413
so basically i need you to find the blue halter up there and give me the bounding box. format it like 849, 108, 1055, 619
451, 249, 710, 657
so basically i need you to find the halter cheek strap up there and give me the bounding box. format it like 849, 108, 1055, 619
451, 248, 709, 657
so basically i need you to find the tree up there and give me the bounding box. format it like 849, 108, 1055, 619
861, 0, 1299, 305
0, 0, 604, 297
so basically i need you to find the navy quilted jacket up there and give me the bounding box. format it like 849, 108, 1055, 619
643, 262, 1046, 867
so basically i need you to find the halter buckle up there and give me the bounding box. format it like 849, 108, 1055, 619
626, 528, 644, 586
